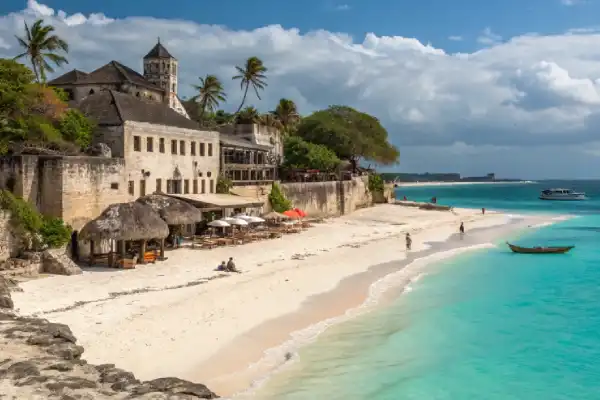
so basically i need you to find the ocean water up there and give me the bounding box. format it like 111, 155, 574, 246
253, 181, 600, 400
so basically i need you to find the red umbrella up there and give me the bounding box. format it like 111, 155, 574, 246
283, 210, 301, 219
293, 208, 307, 217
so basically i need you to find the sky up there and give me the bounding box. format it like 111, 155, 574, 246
1, 0, 600, 179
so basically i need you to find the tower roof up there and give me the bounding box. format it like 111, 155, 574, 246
143, 39, 175, 60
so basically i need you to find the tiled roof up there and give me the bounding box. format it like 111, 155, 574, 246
144, 41, 175, 59
48, 61, 163, 92
220, 134, 272, 151
77, 90, 201, 130
48, 69, 89, 85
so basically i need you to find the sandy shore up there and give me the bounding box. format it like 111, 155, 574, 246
10, 205, 552, 398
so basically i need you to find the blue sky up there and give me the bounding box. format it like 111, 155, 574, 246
2, 0, 600, 179
1, 0, 595, 52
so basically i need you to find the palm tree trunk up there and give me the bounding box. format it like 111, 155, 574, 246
30, 57, 40, 83
235, 84, 250, 114
198, 99, 207, 125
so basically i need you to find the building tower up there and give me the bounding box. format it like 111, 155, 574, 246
142, 38, 189, 118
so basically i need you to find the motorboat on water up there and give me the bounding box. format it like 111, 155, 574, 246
539, 188, 586, 201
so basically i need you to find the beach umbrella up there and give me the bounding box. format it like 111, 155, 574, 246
208, 220, 230, 227
247, 216, 265, 223
293, 208, 307, 218
262, 211, 290, 220
225, 218, 249, 226
283, 210, 301, 219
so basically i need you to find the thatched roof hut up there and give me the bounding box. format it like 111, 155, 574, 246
79, 202, 169, 242
136, 194, 203, 225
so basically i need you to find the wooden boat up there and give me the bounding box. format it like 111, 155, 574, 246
506, 242, 574, 254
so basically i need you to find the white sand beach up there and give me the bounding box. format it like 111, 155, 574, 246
9, 205, 548, 397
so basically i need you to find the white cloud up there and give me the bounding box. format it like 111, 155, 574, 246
3, 0, 600, 177
335, 4, 351, 11
448, 35, 463, 41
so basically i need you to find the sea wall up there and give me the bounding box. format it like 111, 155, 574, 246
278, 176, 372, 217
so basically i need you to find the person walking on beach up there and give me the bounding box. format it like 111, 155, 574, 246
405, 233, 412, 251
482, 207, 486, 215
459, 222, 465, 235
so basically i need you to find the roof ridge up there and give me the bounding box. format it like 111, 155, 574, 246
109, 90, 126, 123
110, 61, 134, 86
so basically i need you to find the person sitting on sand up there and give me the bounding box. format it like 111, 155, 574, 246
217, 261, 227, 271
405, 233, 412, 251
227, 257, 241, 273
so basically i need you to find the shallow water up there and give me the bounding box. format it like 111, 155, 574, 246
253, 181, 600, 400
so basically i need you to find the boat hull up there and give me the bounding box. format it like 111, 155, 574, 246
507, 243, 574, 254
539, 195, 586, 201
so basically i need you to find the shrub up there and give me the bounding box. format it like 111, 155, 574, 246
39, 216, 71, 248
0, 190, 43, 234
216, 176, 233, 194
283, 136, 340, 171
368, 174, 384, 194
269, 182, 292, 212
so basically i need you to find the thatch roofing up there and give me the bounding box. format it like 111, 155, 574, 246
79, 202, 169, 241
136, 193, 204, 225
262, 211, 290, 220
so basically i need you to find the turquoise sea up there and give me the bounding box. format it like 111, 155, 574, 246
254, 181, 600, 400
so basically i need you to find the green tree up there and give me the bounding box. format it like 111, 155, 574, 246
14, 19, 69, 83
272, 98, 300, 133
268, 182, 292, 213
191, 74, 227, 124
235, 106, 260, 124
232, 56, 267, 113
296, 105, 399, 170
259, 113, 283, 130
283, 136, 340, 171
58, 109, 96, 148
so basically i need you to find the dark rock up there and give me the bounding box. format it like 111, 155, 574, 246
144, 377, 219, 398
6, 361, 40, 379
0, 277, 14, 309
48, 343, 85, 360
46, 377, 98, 391
27, 334, 55, 346
15, 375, 51, 386
46, 322, 77, 343
45, 362, 74, 372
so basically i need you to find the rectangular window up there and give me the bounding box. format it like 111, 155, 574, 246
146, 137, 153, 152
140, 180, 146, 197
156, 178, 162, 193
200, 143, 205, 156
159, 138, 165, 153
172, 180, 182, 194
171, 140, 177, 154
201, 179, 206, 194
191, 141, 196, 156
110, 183, 119, 190
184, 179, 189, 194
179, 140, 186, 155
193, 179, 198, 194
128, 181, 134, 196
166, 179, 172, 194
209, 179, 214, 193
208, 143, 213, 157
133, 136, 141, 152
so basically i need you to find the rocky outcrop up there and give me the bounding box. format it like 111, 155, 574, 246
0, 277, 218, 399
0, 276, 13, 309
42, 249, 82, 276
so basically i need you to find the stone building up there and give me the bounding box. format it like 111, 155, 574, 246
48, 40, 189, 118
78, 90, 220, 201
217, 123, 284, 162
220, 134, 277, 185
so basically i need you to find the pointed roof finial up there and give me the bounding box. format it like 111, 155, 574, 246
157, 36, 160, 44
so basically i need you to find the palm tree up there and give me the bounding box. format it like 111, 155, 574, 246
191, 74, 226, 124
272, 98, 300, 132
235, 106, 261, 124
260, 113, 283, 130
14, 19, 69, 83
232, 57, 267, 113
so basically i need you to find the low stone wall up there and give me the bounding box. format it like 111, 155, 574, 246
278, 176, 372, 218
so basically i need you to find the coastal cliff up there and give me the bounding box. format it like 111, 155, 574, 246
0, 277, 218, 399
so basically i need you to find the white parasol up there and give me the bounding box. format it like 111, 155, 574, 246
226, 218, 249, 226
208, 220, 230, 227
246, 216, 265, 223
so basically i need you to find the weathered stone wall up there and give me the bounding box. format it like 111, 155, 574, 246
0, 156, 127, 231
0, 211, 19, 262
279, 176, 372, 217
123, 121, 220, 200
